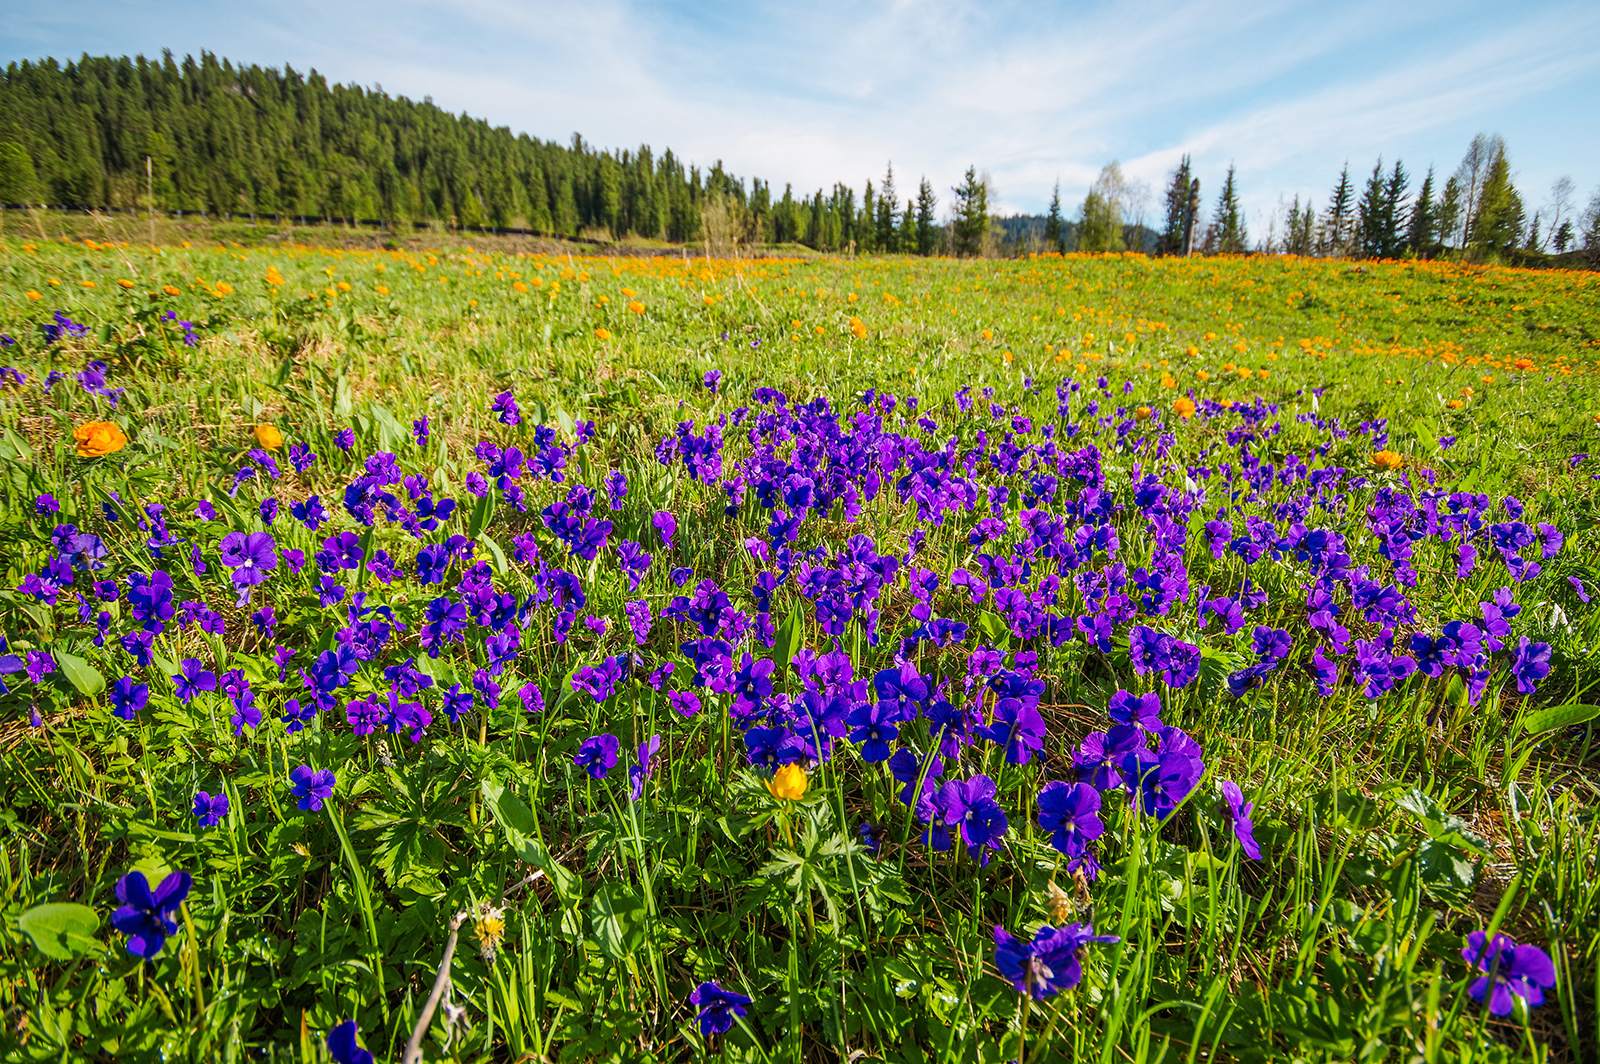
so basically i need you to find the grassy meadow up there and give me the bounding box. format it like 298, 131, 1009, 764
1, 231, 1598, 1063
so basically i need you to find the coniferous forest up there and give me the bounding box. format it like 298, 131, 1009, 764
0, 50, 1596, 262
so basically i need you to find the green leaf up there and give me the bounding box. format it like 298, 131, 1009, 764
588, 882, 645, 960
480, 780, 580, 902
478, 532, 509, 575
17, 903, 101, 960
975, 611, 1011, 647
770, 608, 804, 676
1523, 703, 1600, 735
1393, 788, 1489, 855
467, 490, 495, 540
55, 652, 105, 697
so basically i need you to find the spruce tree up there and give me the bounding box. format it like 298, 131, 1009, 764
1382, 160, 1410, 257
1212, 166, 1246, 253
1436, 176, 1462, 251
1321, 164, 1355, 256
1043, 181, 1064, 254
1468, 144, 1521, 255
1158, 155, 1192, 254
914, 178, 937, 256
950, 166, 988, 257
875, 164, 898, 251
1356, 160, 1386, 258
898, 196, 916, 253
1405, 168, 1437, 255
0, 141, 41, 203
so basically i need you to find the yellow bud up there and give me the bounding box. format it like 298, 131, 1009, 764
767, 763, 807, 801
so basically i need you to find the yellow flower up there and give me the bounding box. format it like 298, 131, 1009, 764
253, 423, 284, 450
376, 285, 389, 295
1446, 399, 1464, 409
1134, 405, 1152, 420
335, 281, 350, 292
265, 269, 284, 287
74, 421, 128, 458
163, 284, 181, 296
80, 280, 96, 289
1371, 449, 1403, 471
767, 764, 807, 801
1173, 397, 1196, 419
981, 328, 993, 341
628, 300, 645, 314
594, 327, 612, 341
1513, 358, 1534, 370
512, 281, 528, 293
25, 290, 42, 301
215, 281, 234, 295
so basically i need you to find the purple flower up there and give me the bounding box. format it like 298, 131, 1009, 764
493, 390, 522, 425
938, 774, 1009, 863
629, 734, 661, 801
25, 650, 55, 684
289, 765, 336, 811
172, 658, 217, 703
1461, 932, 1556, 1016
327, 1020, 375, 1064
1219, 780, 1261, 860
1569, 577, 1591, 604
218, 530, 278, 587
1107, 689, 1162, 730
669, 690, 702, 717
1037, 781, 1103, 858
702, 369, 723, 393
519, 682, 545, 714
689, 980, 751, 1036
993, 922, 1118, 1000
1512, 637, 1552, 695
110, 676, 150, 720
111, 870, 192, 958
652, 510, 677, 550
193, 790, 229, 829
975, 697, 1047, 765
575, 734, 620, 779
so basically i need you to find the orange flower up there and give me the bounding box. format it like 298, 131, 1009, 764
74, 421, 128, 458
215, 281, 234, 295
981, 329, 993, 341
264, 269, 283, 287
1173, 397, 1196, 419
1184, 345, 1198, 357
1513, 358, 1534, 370
253, 423, 284, 450
335, 281, 350, 292
1134, 406, 1152, 420
1446, 399, 1464, 409
628, 300, 645, 314
767, 763, 807, 801
117, 278, 135, 289
1371, 450, 1403, 472
594, 327, 612, 341
512, 281, 528, 293
25, 290, 42, 301
376, 285, 389, 295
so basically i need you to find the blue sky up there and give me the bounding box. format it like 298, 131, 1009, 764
5, 0, 1598, 234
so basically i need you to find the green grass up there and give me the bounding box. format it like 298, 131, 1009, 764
0, 234, 1598, 1063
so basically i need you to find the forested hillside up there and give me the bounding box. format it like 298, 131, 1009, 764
0, 51, 884, 247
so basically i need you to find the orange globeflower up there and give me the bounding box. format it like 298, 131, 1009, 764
74, 421, 128, 458
117, 278, 135, 289
594, 327, 612, 341
1173, 397, 1196, 419
767, 763, 807, 801
628, 300, 645, 314
1446, 399, 1464, 409
25, 290, 42, 301
1513, 358, 1534, 370
253, 424, 284, 450
1134, 406, 1152, 421
1371, 450, 1403, 472
1184, 345, 1198, 357
215, 281, 234, 295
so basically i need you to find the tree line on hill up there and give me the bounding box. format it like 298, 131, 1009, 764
0, 51, 1596, 263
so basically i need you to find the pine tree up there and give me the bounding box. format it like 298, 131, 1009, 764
1355, 160, 1387, 258
898, 197, 916, 253
859, 179, 876, 253
950, 166, 988, 257
914, 178, 937, 256
1436, 176, 1462, 251
1405, 168, 1436, 256
1468, 143, 1521, 255
1158, 155, 1193, 255
1211, 165, 1246, 253
0, 141, 41, 203
1284, 196, 1315, 255
875, 164, 898, 252
1320, 164, 1355, 256
1043, 181, 1064, 254
1380, 159, 1409, 258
